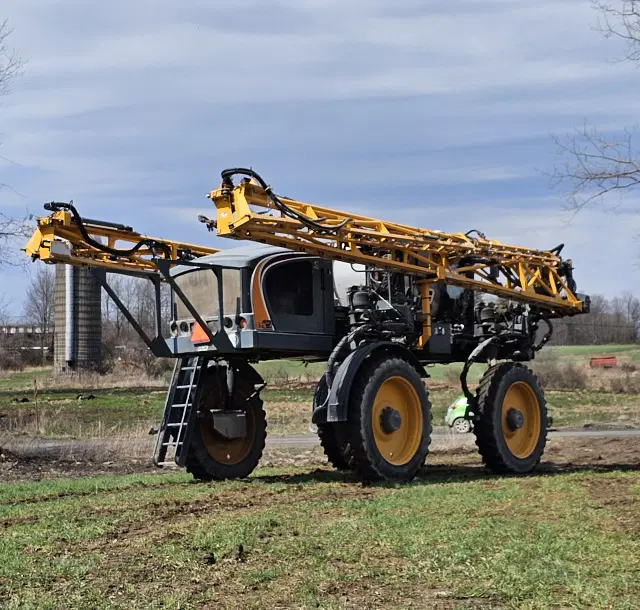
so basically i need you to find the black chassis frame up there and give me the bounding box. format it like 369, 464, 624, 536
90, 258, 236, 359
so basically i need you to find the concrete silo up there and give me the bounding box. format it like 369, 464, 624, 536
54, 265, 102, 373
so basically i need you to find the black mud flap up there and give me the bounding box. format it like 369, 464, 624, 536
312, 342, 427, 424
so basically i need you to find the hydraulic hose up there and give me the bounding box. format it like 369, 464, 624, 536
220, 168, 351, 233
459, 336, 497, 408
533, 317, 553, 352
459, 331, 522, 410
44, 201, 172, 258
464, 229, 487, 239
325, 325, 371, 388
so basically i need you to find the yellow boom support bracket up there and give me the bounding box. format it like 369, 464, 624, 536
208, 180, 585, 320
25, 210, 218, 275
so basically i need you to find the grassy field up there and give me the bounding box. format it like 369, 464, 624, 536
1, 375, 640, 440
1, 344, 639, 439
1, 351, 639, 608
254, 344, 640, 382
0, 463, 638, 609
547, 344, 640, 362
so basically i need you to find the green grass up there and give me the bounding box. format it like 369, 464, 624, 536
545, 390, 640, 427
0, 387, 166, 436
547, 344, 640, 363
0, 367, 53, 391
1, 343, 640, 438
0, 467, 638, 608
549, 344, 640, 356
1, 382, 639, 438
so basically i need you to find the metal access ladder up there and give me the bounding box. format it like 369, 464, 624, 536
153, 356, 207, 467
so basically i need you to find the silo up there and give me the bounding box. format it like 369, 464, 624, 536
54, 265, 102, 373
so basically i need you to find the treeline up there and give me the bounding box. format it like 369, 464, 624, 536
101, 274, 172, 375
551, 292, 640, 345
4, 270, 639, 372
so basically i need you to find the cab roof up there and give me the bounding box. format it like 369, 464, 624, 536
171, 243, 290, 275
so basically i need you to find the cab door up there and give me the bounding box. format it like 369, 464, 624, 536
262, 257, 329, 334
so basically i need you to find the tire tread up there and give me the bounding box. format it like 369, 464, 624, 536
474, 362, 547, 474
342, 355, 432, 481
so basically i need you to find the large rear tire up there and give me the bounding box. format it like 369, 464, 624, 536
185, 367, 267, 481
473, 362, 547, 474
341, 356, 431, 481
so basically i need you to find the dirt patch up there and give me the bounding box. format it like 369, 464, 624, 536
579, 475, 640, 534
0, 450, 160, 483
542, 437, 640, 472
2, 435, 639, 484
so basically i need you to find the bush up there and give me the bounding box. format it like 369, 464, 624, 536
0, 349, 24, 372
140, 353, 174, 380
560, 362, 588, 390
532, 358, 587, 390
621, 362, 637, 374
609, 373, 640, 394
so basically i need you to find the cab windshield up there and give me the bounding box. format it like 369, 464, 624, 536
174, 269, 241, 320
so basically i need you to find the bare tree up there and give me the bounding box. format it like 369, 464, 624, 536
23, 265, 55, 363
0, 213, 31, 266
552, 290, 639, 344
554, 124, 640, 211
621, 290, 640, 333
554, 2, 640, 211
0, 293, 11, 325
0, 19, 22, 97
0, 20, 26, 265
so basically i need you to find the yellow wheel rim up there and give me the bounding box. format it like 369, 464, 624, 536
200, 390, 254, 465
372, 376, 423, 466
501, 381, 541, 459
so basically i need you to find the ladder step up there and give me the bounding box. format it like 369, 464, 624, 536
152, 356, 204, 467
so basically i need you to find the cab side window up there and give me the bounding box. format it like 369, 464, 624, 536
264, 260, 314, 316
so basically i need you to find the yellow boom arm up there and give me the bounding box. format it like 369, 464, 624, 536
207, 171, 585, 317
25, 207, 218, 275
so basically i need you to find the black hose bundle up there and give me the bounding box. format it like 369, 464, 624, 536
220, 168, 351, 233
44, 201, 172, 258
325, 325, 371, 388
533, 317, 553, 352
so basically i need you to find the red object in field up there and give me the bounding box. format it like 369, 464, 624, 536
590, 356, 617, 368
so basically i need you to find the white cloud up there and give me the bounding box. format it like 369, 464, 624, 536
1, 0, 639, 314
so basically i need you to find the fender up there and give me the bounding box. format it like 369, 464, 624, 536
230, 358, 265, 389
312, 342, 427, 424
172, 360, 264, 466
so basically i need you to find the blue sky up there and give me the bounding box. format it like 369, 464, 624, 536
1, 0, 638, 317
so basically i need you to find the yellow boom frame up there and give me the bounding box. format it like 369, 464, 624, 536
25, 209, 218, 275
208, 179, 585, 345
23, 177, 586, 350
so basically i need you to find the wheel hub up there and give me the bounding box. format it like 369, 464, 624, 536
380, 406, 402, 434
506, 408, 525, 431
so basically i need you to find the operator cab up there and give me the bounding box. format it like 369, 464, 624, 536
167, 244, 335, 358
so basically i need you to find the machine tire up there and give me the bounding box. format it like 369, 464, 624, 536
341, 356, 431, 481
318, 423, 350, 470
473, 362, 547, 474
185, 367, 267, 481
313, 375, 350, 470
